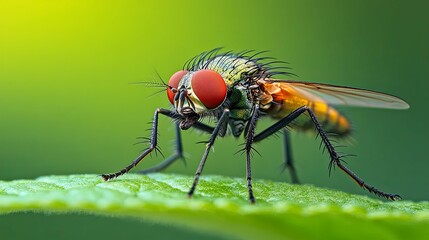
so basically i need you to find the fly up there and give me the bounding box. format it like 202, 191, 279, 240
101, 49, 410, 203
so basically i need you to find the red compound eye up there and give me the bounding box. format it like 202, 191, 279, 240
167, 70, 188, 104
191, 69, 227, 109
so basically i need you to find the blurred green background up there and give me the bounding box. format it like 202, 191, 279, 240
0, 0, 427, 239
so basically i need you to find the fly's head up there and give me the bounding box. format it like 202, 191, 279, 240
166, 69, 227, 130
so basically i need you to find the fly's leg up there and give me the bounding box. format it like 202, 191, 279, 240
243, 105, 259, 203
102, 108, 216, 180
282, 130, 300, 184
138, 118, 215, 173
138, 123, 184, 174
305, 108, 400, 200
254, 106, 401, 201
102, 108, 175, 181
253, 124, 300, 184
188, 109, 230, 198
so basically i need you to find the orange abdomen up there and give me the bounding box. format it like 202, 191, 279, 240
259, 82, 351, 137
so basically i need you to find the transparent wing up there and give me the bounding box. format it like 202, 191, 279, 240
270, 80, 410, 109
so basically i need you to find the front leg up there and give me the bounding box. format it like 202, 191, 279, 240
137, 119, 218, 173
138, 122, 184, 174
102, 108, 171, 181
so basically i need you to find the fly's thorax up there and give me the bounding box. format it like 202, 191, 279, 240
224, 86, 254, 137
228, 87, 253, 117
202, 56, 262, 85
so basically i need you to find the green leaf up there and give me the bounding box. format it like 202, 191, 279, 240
0, 174, 428, 240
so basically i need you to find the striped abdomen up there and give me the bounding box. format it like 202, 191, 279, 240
259, 81, 351, 137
